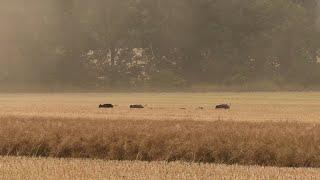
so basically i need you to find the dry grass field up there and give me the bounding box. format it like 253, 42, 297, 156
1, 92, 320, 122
1, 117, 320, 167
1, 157, 320, 180
1, 92, 320, 178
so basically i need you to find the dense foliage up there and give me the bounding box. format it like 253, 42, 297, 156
1, 0, 320, 90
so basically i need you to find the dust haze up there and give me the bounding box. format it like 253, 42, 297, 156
1, 0, 320, 91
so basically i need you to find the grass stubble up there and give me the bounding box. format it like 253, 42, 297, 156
1, 157, 320, 180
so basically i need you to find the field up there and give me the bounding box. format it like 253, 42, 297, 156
1, 92, 320, 122
1, 157, 320, 180
1, 92, 320, 178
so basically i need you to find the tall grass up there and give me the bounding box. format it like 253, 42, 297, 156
1, 116, 320, 167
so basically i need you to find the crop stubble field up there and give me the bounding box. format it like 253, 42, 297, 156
1, 92, 320, 122
1, 92, 320, 179
1, 157, 320, 180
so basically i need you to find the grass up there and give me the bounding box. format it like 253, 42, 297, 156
1, 92, 320, 178
0, 116, 320, 167
1, 157, 320, 180
1, 92, 320, 122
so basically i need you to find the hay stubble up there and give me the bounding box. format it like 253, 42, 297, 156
1, 157, 320, 180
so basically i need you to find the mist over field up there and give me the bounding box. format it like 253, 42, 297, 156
1, 0, 320, 91
2, 2, 320, 178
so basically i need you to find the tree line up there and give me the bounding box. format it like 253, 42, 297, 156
1, 0, 320, 90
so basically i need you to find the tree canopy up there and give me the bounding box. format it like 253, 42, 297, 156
1, 0, 320, 90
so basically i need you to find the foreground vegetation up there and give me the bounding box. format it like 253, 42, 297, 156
1, 92, 320, 180
1, 157, 319, 180
1, 116, 320, 167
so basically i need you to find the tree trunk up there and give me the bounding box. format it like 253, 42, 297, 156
109, 44, 116, 86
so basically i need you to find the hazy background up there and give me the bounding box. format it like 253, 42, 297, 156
1, 0, 320, 91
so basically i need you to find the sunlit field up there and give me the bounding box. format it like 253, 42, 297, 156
1, 92, 320, 122
1, 92, 320, 178
1, 157, 319, 180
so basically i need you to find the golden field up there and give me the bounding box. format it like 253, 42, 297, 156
1, 92, 320, 178
0, 92, 320, 122
1, 157, 319, 180
0, 117, 320, 167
